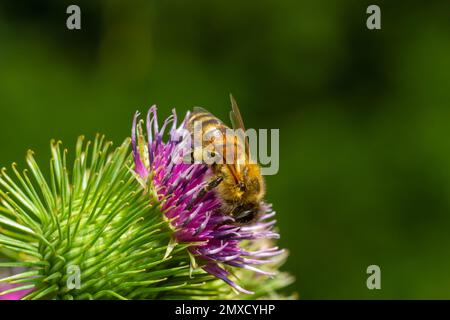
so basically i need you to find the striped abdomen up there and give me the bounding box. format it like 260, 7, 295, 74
187, 108, 246, 165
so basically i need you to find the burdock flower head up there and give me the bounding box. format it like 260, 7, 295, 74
132, 106, 287, 294
0, 105, 293, 300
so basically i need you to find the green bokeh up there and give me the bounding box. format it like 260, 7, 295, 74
1, 0, 450, 298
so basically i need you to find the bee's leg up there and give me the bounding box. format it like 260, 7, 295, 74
186, 175, 223, 210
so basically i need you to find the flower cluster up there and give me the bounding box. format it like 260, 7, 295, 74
0, 107, 292, 300
132, 106, 284, 293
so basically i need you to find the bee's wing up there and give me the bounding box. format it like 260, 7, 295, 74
229, 94, 246, 131
192, 106, 210, 115
229, 94, 250, 157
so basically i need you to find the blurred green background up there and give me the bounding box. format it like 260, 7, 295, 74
1, 0, 450, 299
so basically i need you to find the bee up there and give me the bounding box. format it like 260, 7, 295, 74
186, 94, 265, 224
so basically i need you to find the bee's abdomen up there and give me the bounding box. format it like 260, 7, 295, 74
188, 110, 246, 163
189, 112, 224, 128
188, 112, 228, 144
